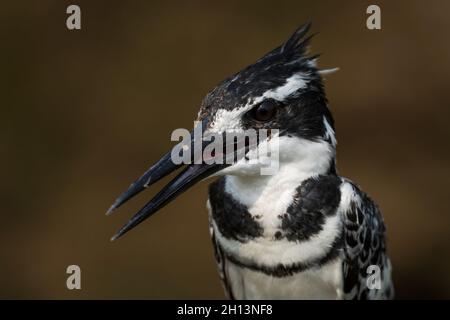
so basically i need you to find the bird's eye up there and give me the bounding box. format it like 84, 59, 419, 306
251, 99, 278, 122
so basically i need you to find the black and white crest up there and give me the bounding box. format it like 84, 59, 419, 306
198, 23, 334, 143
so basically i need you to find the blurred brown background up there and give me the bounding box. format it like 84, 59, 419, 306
1, 0, 449, 299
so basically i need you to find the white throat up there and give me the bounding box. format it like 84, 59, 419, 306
223, 136, 335, 207
221, 136, 335, 236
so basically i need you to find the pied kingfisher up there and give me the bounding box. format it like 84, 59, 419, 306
107, 23, 394, 300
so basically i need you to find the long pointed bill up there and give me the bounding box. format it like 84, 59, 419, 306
110, 163, 223, 241
106, 151, 179, 215
108, 122, 261, 241
108, 119, 228, 241
106, 120, 208, 216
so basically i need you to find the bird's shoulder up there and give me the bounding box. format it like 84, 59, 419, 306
282, 175, 394, 299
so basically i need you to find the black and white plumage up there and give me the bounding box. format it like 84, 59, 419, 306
208, 176, 393, 299
108, 23, 394, 299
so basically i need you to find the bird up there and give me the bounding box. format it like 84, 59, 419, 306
107, 23, 394, 300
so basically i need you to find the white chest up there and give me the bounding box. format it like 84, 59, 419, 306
224, 257, 344, 299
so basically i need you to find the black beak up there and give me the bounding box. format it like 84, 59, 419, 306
108, 120, 225, 241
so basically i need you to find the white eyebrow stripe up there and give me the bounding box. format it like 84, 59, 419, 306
262, 73, 308, 101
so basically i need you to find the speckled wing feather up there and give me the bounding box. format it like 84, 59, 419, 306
341, 181, 394, 300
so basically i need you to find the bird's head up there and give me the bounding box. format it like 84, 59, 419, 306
108, 23, 338, 240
